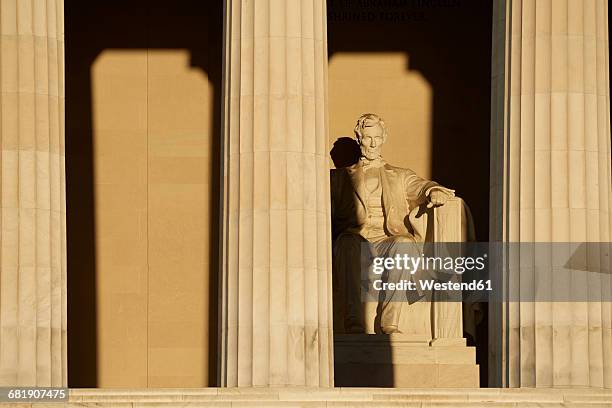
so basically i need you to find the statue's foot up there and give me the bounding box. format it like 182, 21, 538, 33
382, 325, 401, 334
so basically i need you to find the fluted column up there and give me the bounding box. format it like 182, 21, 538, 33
491, 0, 612, 387
218, 0, 334, 387
0, 0, 67, 386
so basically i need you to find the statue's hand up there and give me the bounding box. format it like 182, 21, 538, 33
427, 188, 455, 208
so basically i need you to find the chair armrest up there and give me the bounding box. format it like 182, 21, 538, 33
432, 197, 464, 242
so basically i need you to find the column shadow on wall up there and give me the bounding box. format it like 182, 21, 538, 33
65, 0, 222, 387
327, 0, 492, 387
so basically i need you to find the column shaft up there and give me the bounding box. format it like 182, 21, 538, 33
491, 0, 612, 388
0, 0, 67, 386
219, 0, 334, 387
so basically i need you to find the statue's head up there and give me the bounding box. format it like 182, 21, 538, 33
354, 113, 387, 161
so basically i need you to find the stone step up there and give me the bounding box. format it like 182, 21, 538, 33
44, 403, 612, 408
334, 334, 479, 387
52, 388, 612, 407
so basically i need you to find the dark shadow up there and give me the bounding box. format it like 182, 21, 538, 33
65, 51, 97, 388
330, 137, 362, 168
328, 0, 492, 387
334, 334, 394, 387
65, 0, 223, 387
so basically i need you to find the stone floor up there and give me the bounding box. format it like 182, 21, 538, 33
3, 388, 612, 407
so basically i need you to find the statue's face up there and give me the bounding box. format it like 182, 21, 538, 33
359, 124, 385, 160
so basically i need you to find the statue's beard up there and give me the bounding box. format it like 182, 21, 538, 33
361, 147, 381, 161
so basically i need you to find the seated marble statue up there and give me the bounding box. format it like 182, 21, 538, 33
331, 113, 456, 335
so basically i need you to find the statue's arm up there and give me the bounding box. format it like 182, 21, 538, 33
403, 169, 440, 205
403, 170, 455, 206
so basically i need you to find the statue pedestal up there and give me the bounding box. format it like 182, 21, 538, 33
334, 334, 479, 387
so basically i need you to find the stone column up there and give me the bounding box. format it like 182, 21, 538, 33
0, 0, 67, 386
218, 0, 334, 386
491, 0, 612, 387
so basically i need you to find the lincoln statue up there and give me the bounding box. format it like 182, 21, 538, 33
331, 113, 456, 335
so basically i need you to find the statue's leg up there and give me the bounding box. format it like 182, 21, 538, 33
374, 236, 422, 334
333, 232, 369, 333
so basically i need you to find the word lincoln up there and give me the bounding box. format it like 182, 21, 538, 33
371, 253, 487, 275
